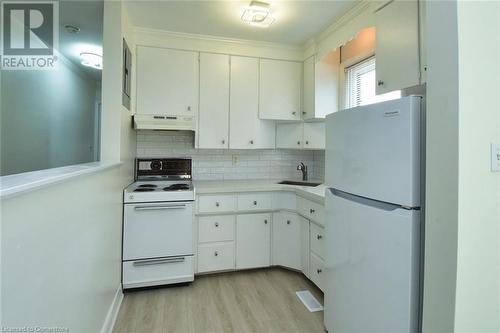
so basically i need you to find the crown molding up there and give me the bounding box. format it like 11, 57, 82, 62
314, 0, 372, 44
133, 27, 303, 51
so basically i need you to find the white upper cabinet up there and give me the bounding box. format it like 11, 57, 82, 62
276, 123, 303, 149
303, 122, 325, 149
198, 53, 230, 149
303, 50, 340, 120
276, 122, 325, 150
230, 56, 275, 149
136, 46, 198, 115
259, 59, 302, 121
375, 0, 420, 94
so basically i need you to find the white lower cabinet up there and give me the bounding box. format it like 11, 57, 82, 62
195, 192, 326, 292
272, 212, 301, 270
310, 223, 325, 259
309, 252, 325, 291
236, 213, 271, 269
300, 216, 310, 278
197, 242, 235, 273
198, 215, 235, 243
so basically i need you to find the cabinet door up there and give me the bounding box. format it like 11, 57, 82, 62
259, 59, 302, 121
300, 216, 310, 277
272, 212, 301, 270
276, 123, 303, 149
229, 56, 275, 149
136, 46, 198, 116
236, 213, 271, 269
375, 0, 420, 94
303, 56, 315, 119
199, 53, 229, 148
303, 122, 325, 149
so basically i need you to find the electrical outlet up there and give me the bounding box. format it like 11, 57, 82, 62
232, 154, 239, 166
491, 143, 500, 172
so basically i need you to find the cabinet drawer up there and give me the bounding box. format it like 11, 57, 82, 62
197, 242, 235, 273
298, 197, 325, 224
309, 252, 325, 291
198, 194, 236, 213
237, 193, 272, 211
122, 256, 194, 289
198, 215, 235, 243
310, 223, 325, 259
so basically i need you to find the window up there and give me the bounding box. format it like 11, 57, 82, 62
344, 56, 401, 109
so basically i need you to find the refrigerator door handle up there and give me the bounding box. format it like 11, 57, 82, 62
328, 188, 403, 211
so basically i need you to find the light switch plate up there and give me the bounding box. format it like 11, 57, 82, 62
491, 143, 500, 172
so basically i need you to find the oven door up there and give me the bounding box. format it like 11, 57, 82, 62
123, 201, 193, 261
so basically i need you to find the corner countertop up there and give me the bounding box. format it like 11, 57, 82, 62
193, 179, 327, 204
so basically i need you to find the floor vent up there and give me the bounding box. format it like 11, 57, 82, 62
296, 290, 324, 312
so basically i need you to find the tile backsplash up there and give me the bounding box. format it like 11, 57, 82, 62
136, 130, 326, 181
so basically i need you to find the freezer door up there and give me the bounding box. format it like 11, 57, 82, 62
324, 188, 420, 333
325, 96, 421, 207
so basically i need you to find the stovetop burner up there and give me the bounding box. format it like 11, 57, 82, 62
133, 188, 155, 192
138, 184, 157, 188
163, 183, 190, 191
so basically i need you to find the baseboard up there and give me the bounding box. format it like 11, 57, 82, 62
100, 285, 123, 333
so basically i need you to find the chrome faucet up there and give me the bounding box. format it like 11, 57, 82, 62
297, 162, 308, 181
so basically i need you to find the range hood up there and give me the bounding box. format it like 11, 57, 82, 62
134, 114, 196, 131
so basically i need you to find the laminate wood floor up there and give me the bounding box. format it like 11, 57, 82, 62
113, 267, 324, 333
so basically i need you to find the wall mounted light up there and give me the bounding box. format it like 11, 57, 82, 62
241, 1, 275, 28
80, 52, 102, 70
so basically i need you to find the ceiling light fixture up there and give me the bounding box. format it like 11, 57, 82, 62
64, 25, 80, 34
241, 1, 275, 28
80, 52, 103, 70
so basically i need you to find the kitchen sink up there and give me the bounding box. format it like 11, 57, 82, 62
278, 180, 321, 187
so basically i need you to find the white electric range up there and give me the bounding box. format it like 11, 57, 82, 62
122, 158, 195, 289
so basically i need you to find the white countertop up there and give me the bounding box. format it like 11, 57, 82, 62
193, 179, 327, 204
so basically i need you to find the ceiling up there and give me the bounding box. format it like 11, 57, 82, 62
124, 1, 360, 45
59, 1, 103, 81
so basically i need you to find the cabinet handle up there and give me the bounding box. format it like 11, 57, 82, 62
253, 200, 257, 206
302, 111, 306, 115
214, 251, 219, 257
287, 220, 291, 225
292, 111, 296, 115
250, 140, 254, 145
305, 141, 309, 145
377, 80, 384, 86
222, 139, 225, 144
317, 234, 322, 240
187, 106, 192, 111
215, 202, 220, 207
297, 141, 301, 145
310, 208, 315, 213
264, 219, 268, 224
317, 269, 322, 274
214, 222, 219, 227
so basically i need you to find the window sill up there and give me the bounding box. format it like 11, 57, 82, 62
0, 161, 122, 200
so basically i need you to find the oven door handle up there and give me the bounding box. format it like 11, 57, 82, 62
133, 257, 186, 266
134, 204, 187, 211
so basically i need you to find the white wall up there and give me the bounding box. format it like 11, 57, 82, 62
1, 58, 98, 175
0, 167, 124, 331
454, 1, 500, 331
0, 1, 136, 331
423, 1, 500, 332
421, 1, 460, 331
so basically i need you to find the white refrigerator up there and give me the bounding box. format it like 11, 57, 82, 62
324, 96, 422, 333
